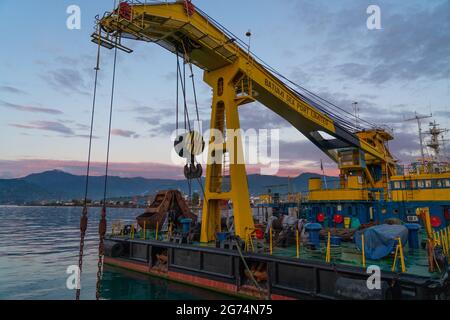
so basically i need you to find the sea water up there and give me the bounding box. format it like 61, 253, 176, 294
0, 206, 230, 300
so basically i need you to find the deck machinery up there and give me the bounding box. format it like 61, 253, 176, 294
94, 1, 450, 300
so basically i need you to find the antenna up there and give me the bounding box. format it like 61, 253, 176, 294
352, 102, 359, 130
245, 30, 252, 57
245, 29, 253, 71
404, 112, 432, 164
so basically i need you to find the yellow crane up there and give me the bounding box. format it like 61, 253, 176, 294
94, 0, 397, 242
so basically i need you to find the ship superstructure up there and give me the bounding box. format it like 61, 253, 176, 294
303, 119, 450, 231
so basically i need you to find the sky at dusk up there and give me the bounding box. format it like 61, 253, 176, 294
0, 0, 449, 179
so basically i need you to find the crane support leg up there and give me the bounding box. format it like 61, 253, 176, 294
200, 62, 255, 243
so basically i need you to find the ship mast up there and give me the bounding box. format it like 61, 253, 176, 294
425, 120, 449, 163
404, 112, 432, 164
441, 135, 449, 161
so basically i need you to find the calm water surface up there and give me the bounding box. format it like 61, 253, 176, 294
0, 206, 230, 300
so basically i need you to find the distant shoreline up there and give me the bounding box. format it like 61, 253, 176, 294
0, 204, 147, 209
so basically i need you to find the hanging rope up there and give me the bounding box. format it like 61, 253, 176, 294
177, 55, 193, 197
75, 26, 102, 301
234, 236, 269, 300
176, 44, 193, 133
188, 62, 201, 124
187, 62, 206, 196
95, 35, 119, 301
175, 54, 180, 135
177, 57, 192, 132
174, 47, 205, 200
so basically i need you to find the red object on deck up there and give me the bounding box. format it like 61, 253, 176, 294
255, 229, 264, 240
119, 2, 132, 21
430, 215, 442, 228
317, 212, 325, 223
333, 214, 344, 224
184, 0, 195, 16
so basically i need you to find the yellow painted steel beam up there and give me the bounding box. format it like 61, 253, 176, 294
96, 2, 397, 241
98, 2, 392, 163
200, 63, 255, 242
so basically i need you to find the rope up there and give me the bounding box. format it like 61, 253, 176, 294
176, 54, 180, 134
176, 47, 205, 201
234, 237, 269, 300
95, 35, 119, 301
184, 60, 187, 131
177, 57, 192, 132
176, 45, 206, 205
187, 178, 192, 200
102, 38, 118, 203
75, 27, 102, 301
187, 60, 204, 193
188, 62, 200, 124
196, 176, 205, 199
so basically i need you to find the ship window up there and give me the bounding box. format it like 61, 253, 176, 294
394, 181, 401, 189
411, 181, 417, 188
417, 180, 425, 188
400, 181, 406, 189
393, 209, 399, 214
425, 180, 432, 188
445, 179, 450, 187
436, 180, 442, 188
340, 151, 354, 166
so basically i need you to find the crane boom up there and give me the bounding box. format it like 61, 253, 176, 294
95, 1, 397, 242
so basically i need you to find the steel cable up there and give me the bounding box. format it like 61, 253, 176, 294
95, 34, 119, 301
75, 27, 102, 301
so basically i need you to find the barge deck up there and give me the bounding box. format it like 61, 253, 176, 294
104, 235, 448, 300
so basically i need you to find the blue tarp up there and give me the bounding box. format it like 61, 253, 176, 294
354, 225, 408, 260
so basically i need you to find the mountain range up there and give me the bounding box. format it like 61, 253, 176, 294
0, 170, 335, 204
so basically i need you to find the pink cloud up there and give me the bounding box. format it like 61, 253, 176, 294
111, 129, 139, 138
0, 159, 339, 180
0, 159, 184, 179
245, 164, 339, 177
1, 100, 62, 114
10, 121, 74, 135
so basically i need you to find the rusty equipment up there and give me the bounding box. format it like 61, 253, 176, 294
136, 190, 196, 230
